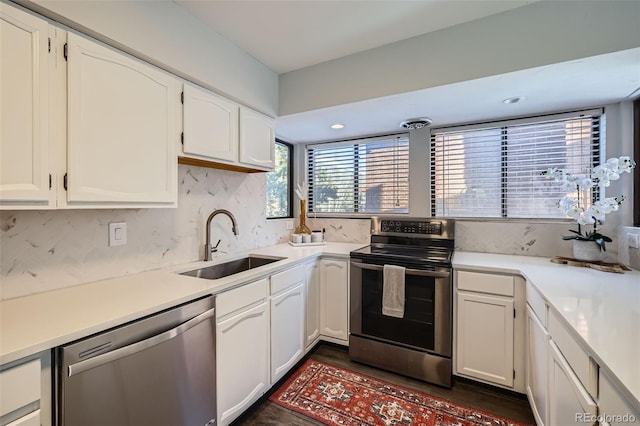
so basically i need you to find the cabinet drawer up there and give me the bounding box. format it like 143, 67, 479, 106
526, 280, 547, 327
270, 265, 304, 295
548, 309, 593, 394
457, 270, 514, 296
0, 359, 40, 417
216, 279, 268, 319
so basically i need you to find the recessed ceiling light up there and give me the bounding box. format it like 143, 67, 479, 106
331, 123, 344, 129
503, 96, 526, 104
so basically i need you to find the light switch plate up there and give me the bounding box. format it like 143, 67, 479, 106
109, 222, 127, 247
627, 232, 639, 249
286, 220, 294, 230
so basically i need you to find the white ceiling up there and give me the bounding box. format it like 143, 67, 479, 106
174, 0, 640, 144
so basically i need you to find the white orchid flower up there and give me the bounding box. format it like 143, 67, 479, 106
606, 157, 621, 173
586, 205, 606, 221
576, 214, 595, 225
619, 156, 636, 173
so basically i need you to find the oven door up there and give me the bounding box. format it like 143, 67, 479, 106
350, 259, 451, 357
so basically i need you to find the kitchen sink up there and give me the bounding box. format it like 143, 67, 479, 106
179, 255, 286, 280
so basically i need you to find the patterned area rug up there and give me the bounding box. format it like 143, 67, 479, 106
270, 359, 530, 426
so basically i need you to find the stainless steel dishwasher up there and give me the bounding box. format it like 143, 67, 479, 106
57, 296, 216, 426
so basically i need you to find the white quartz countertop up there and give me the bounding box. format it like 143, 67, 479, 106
0, 242, 365, 365
453, 251, 640, 411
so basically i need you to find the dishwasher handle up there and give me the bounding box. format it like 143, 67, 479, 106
67, 307, 216, 377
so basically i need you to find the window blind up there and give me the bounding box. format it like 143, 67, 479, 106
307, 134, 409, 214
430, 111, 602, 218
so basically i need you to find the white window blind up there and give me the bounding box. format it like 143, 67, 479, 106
307, 134, 409, 214
430, 111, 602, 218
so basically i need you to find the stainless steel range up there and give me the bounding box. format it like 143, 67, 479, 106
349, 216, 455, 387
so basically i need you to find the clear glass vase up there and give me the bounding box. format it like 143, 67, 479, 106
294, 199, 312, 234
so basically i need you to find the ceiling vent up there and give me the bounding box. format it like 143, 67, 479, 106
400, 117, 433, 130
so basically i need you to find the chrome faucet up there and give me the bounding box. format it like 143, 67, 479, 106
204, 209, 238, 261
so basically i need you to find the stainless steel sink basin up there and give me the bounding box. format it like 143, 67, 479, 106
179, 255, 286, 280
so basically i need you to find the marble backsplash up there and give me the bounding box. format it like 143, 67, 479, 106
2, 174, 636, 299
307, 217, 627, 263
0, 165, 291, 300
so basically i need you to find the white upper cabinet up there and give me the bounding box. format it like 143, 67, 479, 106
66, 33, 178, 206
179, 89, 274, 173
182, 84, 238, 164
0, 4, 53, 209
239, 107, 274, 171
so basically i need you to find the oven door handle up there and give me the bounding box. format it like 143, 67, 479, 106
351, 261, 450, 278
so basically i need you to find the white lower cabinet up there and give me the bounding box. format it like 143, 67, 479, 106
547, 340, 597, 425
216, 279, 269, 426
456, 291, 514, 387
319, 258, 349, 343
454, 270, 525, 392
304, 260, 321, 349
526, 305, 549, 426
270, 266, 305, 383
0, 351, 51, 426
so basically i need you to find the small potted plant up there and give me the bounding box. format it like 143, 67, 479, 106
542, 156, 636, 261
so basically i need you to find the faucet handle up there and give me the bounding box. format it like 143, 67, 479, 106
212, 239, 221, 251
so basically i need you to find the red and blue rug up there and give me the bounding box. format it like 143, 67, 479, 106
270, 359, 531, 426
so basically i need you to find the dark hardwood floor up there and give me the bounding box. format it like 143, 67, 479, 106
233, 343, 536, 425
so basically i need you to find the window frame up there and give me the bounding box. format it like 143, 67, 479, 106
306, 133, 410, 217
429, 109, 603, 220
266, 139, 293, 219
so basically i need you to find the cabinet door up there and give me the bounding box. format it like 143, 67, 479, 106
216, 302, 269, 426
304, 261, 321, 349
270, 282, 304, 383
238, 107, 274, 170
320, 259, 349, 342
547, 340, 596, 425
66, 32, 178, 206
456, 291, 514, 387
0, 4, 52, 208
526, 305, 549, 426
182, 84, 238, 163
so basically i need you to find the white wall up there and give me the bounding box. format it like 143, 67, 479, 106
14, 0, 278, 116
279, 1, 640, 116
0, 165, 291, 300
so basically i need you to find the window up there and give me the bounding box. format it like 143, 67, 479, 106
430, 110, 602, 218
307, 134, 409, 214
266, 140, 292, 218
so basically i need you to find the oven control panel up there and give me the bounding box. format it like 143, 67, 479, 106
380, 220, 442, 235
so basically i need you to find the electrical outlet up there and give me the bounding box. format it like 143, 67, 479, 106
109, 222, 127, 246
627, 232, 639, 249
286, 220, 294, 230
